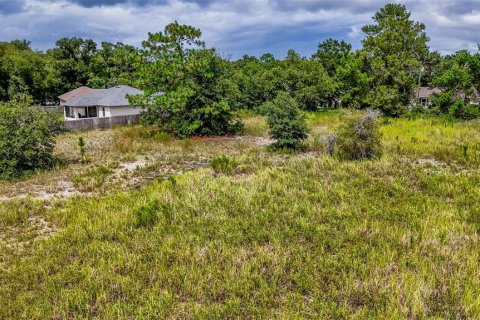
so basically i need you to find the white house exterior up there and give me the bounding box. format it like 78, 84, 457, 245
59, 85, 144, 121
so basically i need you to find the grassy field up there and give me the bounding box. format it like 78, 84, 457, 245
1, 111, 480, 318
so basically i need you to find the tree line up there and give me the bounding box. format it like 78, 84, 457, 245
1, 3, 479, 118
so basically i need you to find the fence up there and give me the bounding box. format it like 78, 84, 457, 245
63, 114, 140, 131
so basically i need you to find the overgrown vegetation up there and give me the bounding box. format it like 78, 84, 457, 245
210, 155, 238, 174
1, 111, 480, 318
334, 110, 383, 160
0, 97, 63, 180
1, 1, 480, 318
264, 93, 308, 151
129, 22, 242, 137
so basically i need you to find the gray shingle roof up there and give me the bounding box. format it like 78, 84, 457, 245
418, 87, 445, 98
64, 85, 144, 107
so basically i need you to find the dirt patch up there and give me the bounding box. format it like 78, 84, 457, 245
0, 216, 58, 251
234, 136, 273, 146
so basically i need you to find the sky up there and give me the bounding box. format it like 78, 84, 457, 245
0, 0, 479, 59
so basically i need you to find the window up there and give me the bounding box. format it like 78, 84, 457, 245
420, 98, 428, 107
65, 106, 75, 118
102, 107, 106, 117
83, 106, 98, 118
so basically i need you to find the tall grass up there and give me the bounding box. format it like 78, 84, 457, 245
1, 112, 480, 318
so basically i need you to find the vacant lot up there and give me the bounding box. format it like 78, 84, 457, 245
1, 111, 480, 318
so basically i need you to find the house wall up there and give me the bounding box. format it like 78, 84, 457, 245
109, 105, 143, 117
63, 114, 140, 131
64, 105, 142, 120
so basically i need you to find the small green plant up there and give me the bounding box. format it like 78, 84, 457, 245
264, 92, 308, 151
78, 137, 88, 163
134, 200, 159, 229
335, 109, 383, 160
210, 155, 237, 174
462, 144, 469, 158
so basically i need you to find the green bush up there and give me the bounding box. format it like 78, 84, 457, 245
463, 104, 479, 120
210, 155, 237, 174
0, 98, 63, 180
264, 92, 308, 151
335, 110, 383, 160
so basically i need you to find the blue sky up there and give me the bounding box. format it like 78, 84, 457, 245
0, 0, 479, 59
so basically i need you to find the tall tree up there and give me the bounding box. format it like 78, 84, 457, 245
362, 3, 429, 116
131, 22, 242, 137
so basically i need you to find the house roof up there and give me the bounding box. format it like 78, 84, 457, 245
58, 86, 96, 102
418, 87, 445, 99
62, 85, 144, 107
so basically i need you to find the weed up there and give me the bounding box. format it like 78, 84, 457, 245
134, 200, 159, 228
210, 155, 238, 174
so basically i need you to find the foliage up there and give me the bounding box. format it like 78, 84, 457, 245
264, 93, 308, 150
210, 155, 238, 174
3, 112, 480, 318
335, 109, 383, 160
313, 38, 352, 77
0, 97, 63, 180
134, 200, 159, 229
131, 22, 242, 137
361, 3, 429, 116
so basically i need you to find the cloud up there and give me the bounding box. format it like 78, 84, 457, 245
0, 0, 478, 58
0, 0, 25, 14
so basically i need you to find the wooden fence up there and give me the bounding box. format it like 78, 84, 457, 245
63, 114, 140, 131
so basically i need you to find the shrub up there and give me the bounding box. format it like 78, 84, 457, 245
463, 104, 479, 120
0, 98, 63, 180
335, 109, 382, 160
264, 92, 308, 151
77, 137, 92, 164
210, 155, 237, 174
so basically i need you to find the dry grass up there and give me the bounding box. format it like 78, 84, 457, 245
1, 111, 480, 318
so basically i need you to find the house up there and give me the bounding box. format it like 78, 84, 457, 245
59, 85, 144, 121
416, 87, 445, 107
415, 86, 480, 108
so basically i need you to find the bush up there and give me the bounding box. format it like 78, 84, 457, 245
464, 104, 480, 119
264, 92, 308, 151
335, 110, 382, 160
210, 155, 237, 174
0, 98, 63, 180
447, 98, 479, 120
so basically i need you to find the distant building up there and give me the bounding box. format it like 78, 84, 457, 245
416, 87, 445, 107
59, 85, 144, 121
415, 86, 480, 108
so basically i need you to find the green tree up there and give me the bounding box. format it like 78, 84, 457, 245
47, 37, 98, 94
88, 42, 141, 88
313, 38, 352, 77
131, 22, 242, 137
362, 3, 429, 116
0, 96, 63, 179
0, 40, 49, 103
337, 50, 372, 109
264, 92, 308, 151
